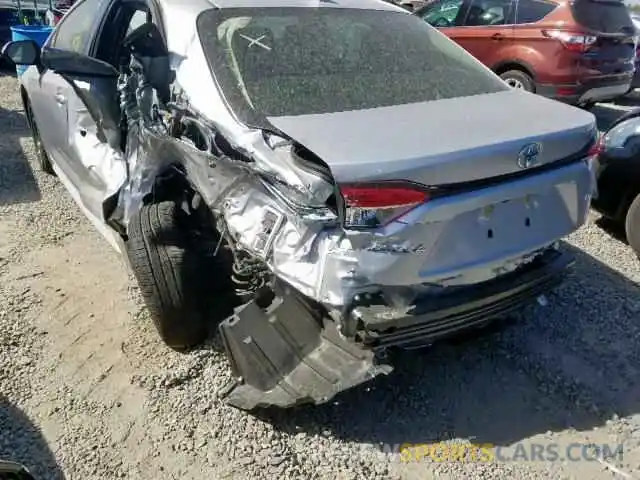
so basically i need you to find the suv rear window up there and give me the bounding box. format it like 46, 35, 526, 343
196, 7, 508, 125
516, 0, 557, 24
570, 0, 635, 35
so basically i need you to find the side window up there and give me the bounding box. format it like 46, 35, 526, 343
126, 9, 149, 36
516, 0, 557, 24
51, 0, 108, 53
463, 0, 515, 26
419, 0, 466, 28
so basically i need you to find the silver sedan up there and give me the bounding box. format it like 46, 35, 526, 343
3, 0, 597, 410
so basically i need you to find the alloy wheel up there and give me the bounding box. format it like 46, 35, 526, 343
505, 78, 525, 89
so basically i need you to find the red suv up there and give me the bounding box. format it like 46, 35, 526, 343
414, 0, 637, 107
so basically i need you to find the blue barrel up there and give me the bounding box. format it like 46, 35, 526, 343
10, 25, 54, 77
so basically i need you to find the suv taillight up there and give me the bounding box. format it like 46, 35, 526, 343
542, 30, 597, 53
340, 183, 430, 228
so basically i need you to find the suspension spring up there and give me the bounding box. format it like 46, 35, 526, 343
231, 252, 267, 301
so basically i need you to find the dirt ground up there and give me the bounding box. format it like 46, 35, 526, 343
2, 71, 640, 480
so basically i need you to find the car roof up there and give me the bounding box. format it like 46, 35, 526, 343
157, 0, 407, 61
158, 0, 406, 18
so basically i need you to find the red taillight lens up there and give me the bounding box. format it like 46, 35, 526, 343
588, 135, 605, 157
340, 184, 430, 228
542, 30, 597, 53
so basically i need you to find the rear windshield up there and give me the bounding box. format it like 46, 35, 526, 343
196, 7, 508, 125
570, 0, 635, 34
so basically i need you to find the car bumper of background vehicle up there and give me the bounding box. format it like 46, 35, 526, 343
536, 76, 633, 105
218, 248, 572, 410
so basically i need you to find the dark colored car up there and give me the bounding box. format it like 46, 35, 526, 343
629, 14, 640, 91
592, 109, 640, 257
414, 0, 637, 107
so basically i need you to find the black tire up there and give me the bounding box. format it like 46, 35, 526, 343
126, 200, 230, 351
499, 70, 535, 93
25, 99, 55, 175
625, 193, 640, 259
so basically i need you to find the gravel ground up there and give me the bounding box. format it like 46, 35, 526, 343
1, 70, 640, 480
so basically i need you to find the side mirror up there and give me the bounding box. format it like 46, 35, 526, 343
41, 48, 119, 78
1, 40, 41, 66
0, 460, 36, 480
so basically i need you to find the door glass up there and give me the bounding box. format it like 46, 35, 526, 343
126, 9, 149, 36
51, 0, 108, 53
419, 0, 465, 27
464, 0, 515, 26
516, 0, 557, 23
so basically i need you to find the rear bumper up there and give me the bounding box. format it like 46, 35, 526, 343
536, 74, 633, 104
219, 248, 572, 410
353, 247, 572, 349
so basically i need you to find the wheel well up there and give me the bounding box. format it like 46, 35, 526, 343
493, 62, 535, 81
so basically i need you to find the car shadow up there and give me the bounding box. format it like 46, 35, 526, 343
594, 215, 629, 245
0, 395, 65, 479
0, 104, 42, 206
256, 242, 640, 450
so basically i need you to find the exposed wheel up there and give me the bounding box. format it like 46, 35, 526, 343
499, 70, 534, 92
625, 193, 640, 259
25, 98, 55, 175
126, 200, 233, 351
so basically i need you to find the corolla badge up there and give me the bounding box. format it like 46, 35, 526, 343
517, 142, 543, 169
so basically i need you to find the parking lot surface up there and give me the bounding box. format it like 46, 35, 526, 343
1, 71, 640, 480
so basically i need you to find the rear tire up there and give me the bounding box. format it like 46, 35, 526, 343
126, 200, 229, 351
625, 193, 640, 259
25, 99, 55, 176
499, 70, 535, 93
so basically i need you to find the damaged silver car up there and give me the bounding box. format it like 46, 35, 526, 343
3, 0, 598, 410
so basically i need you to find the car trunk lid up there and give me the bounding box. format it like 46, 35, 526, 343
267, 89, 597, 187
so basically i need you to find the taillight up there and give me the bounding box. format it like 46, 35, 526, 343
542, 30, 597, 53
588, 134, 605, 157
340, 183, 430, 228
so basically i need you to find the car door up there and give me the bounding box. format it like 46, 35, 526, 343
28, 0, 152, 228
419, 0, 516, 65
417, 0, 468, 30
450, 0, 517, 66
26, 0, 112, 184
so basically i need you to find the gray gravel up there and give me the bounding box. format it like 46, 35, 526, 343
2, 70, 640, 480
